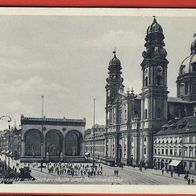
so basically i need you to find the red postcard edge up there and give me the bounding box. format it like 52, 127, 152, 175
0, 0, 195, 7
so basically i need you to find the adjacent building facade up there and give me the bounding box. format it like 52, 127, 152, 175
154, 115, 196, 174
84, 124, 105, 161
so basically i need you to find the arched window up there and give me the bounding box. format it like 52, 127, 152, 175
145, 109, 148, 119
157, 108, 161, 119
145, 76, 148, 87
157, 76, 161, 86
192, 62, 196, 72
185, 82, 189, 95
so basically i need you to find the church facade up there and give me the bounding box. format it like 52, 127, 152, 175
104, 17, 196, 168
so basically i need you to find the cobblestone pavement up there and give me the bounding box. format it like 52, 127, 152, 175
0, 155, 194, 185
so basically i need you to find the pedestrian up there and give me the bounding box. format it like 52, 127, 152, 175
188, 177, 191, 185
161, 168, 164, 175
191, 176, 194, 184
171, 170, 173, 177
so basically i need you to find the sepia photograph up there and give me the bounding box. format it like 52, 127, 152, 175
0, 8, 195, 192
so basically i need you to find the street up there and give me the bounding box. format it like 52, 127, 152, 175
0, 155, 193, 185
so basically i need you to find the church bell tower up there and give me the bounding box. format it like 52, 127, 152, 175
105, 51, 124, 161
140, 17, 169, 167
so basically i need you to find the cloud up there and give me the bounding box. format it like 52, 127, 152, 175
0, 76, 70, 97
86, 30, 144, 51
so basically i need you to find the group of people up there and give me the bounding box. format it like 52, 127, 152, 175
161, 168, 174, 177
161, 168, 195, 184
46, 162, 103, 177
184, 173, 195, 185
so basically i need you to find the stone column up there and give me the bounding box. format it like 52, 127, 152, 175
21, 140, 25, 157
43, 134, 45, 159
62, 133, 65, 158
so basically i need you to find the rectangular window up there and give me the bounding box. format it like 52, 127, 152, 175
179, 149, 182, 156
158, 149, 160, 155
174, 149, 177, 156
189, 148, 193, 158
192, 83, 196, 94
166, 149, 168, 155
184, 149, 187, 157
189, 162, 192, 170
144, 148, 146, 155
154, 149, 157, 154
184, 162, 187, 167
157, 108, 161, 119
170, 149, 173, 155
145, 109, 148, 119
185, 81, 189, 95
195, 147, 196, 157
162, 149, 164, 155
189, 136, 193, 143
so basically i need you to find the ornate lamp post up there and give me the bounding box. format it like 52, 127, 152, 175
40, 95, 44, 172
92, 98, 96, 170
0, 115, 12, 171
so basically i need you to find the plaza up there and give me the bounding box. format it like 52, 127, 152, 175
0, 154, 194, 185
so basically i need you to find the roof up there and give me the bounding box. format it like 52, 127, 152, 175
147, 17, 163, 35
155, 116, 196, 136
21, 116, 86, 127
167, 96, 194, 104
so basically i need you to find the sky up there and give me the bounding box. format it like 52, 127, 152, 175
0, 11, 195, 129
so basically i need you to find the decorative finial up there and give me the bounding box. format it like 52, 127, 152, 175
131, 87, 134, 94
153, 16, 156, 23
127, 88, 130, 94
113, 47, 116, 57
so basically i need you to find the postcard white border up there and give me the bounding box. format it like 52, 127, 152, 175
0, 7, 196, 194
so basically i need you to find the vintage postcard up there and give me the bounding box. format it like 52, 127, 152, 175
0, 7, 195, 194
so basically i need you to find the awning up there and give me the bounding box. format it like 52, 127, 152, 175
85, 152, 90, 156
169, 160, 181, 166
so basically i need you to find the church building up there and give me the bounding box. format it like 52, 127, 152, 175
104, 17, 196, 168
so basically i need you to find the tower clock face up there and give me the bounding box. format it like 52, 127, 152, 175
157, 66, 163, 75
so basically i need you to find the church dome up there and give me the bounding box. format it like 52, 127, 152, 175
147, 16, 163, 35
109, 51, 121, 67
179, 36, 196, 75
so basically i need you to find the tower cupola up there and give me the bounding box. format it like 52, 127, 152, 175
177, 35, 196, 101
109, 51, 121, 67
106, 50, 124, 104
147, 16, 163, 35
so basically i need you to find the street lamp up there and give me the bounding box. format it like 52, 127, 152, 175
40, 95, 44, 172
0, 115, 12, 171
92, 98, 96, 170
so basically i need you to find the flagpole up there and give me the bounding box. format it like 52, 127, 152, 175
93, 98, 95, 169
